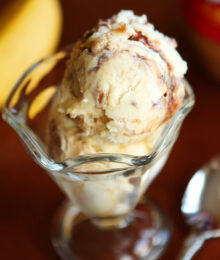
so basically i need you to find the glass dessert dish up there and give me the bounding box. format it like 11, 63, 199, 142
2, 47, 194, 260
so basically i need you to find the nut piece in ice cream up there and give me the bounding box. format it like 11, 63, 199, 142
47, 10, 187, 161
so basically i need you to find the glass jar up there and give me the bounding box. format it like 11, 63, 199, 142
183, 0, 220, 83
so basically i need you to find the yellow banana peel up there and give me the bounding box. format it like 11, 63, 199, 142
0, 0, 63, 108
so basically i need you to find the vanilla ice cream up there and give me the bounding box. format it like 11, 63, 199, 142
47, 10, 187, 160
47, 10, 188, 218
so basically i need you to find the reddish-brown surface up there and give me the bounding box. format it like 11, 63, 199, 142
1, 0, 220, 259
192, 238, 220, 260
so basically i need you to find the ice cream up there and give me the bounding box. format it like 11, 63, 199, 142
46, 10, 188, 218
47, 10, 187, 161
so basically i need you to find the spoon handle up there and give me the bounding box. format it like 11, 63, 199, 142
177, 229, 220, 260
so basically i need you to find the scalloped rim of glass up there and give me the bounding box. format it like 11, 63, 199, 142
2, 50, 195, 180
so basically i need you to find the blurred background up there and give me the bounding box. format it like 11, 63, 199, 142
0, 0, 220, 259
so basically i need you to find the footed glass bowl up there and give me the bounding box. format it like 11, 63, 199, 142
2, 47, 194, 260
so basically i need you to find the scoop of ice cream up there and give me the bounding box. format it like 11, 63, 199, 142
47, 101, 161, 160
47, 10, 187, 160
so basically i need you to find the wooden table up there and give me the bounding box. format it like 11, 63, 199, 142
1, 0, 220, 259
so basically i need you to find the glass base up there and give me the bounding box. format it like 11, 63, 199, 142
51, 196, 170, 260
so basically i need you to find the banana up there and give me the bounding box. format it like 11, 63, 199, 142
0, 0, 62, 108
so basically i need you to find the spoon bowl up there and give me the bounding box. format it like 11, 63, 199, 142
181, 156, 220, 230
178, 156, 220, 259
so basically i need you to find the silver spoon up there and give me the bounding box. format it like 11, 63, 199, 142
178, 156, 220, 260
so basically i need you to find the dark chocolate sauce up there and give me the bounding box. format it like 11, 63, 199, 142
129, 31, 172, 74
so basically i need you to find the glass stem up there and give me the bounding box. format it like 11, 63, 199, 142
91, 214, 133, 230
